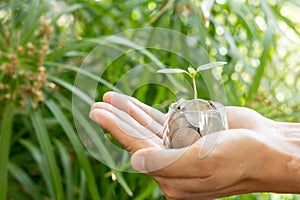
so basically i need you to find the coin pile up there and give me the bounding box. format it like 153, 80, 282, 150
163, 99, 226, 148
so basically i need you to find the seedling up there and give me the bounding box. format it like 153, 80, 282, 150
158, 61, 228, 148
157, 61, 227, 99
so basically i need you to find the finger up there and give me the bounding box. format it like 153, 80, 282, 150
89, 108, 161, 153
98, 91, 165, 137
103, 92, 165, 130
128, 95, 166, 126
92, 99, 164, 139
103, 91, 166, 125
92, 101, 163, 138
91, 102, 163, 145
130, 140, 215, 178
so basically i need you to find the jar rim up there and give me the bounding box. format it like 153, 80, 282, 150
169, 99, 225, 114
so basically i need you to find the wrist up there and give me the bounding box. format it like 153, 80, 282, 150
255, 122, 300, 193
275, 121, 300, 138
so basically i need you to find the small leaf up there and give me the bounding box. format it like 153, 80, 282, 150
157, 68, 187, 74
196, 61, 227, 72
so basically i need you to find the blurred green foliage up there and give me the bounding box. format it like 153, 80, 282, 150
0, 0, 300, 199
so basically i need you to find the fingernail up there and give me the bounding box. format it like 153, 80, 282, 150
131, 154, 146, 172
89, 110, 97, 122
131, 148, 158, 172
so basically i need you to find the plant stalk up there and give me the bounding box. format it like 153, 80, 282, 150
0, 103, 14, 200
192, 75, 197, 99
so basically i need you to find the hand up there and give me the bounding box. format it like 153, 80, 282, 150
89, 92, 300, 200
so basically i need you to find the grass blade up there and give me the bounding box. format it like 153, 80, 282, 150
46, 39, 100, 60
30, 109, 64, 200
45, 61, 121, 92
79, 170, 86, 200
133, 179, 157, 200
55, 140, 73, 200
52, 4, 86, 24
46, 99, 101, 200
20, 139, 53, 198
247, 27, 273, 102
20, 0, 46, 45
55, 93, 133, 196
8, 162, 42, 200
0, 103, 14, 200
48, 75, 94, 106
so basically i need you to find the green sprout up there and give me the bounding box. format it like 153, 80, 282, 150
157, 61, 227, 99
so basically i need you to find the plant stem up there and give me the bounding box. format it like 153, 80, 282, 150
0, 103, 14, 200
192, 75, 197, 99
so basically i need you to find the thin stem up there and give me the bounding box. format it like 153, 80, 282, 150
192, 75, 197, 99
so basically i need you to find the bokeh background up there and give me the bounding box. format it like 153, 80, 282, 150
1, 0, 300, 199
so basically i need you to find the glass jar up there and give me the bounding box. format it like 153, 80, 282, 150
163, 99, 228, 148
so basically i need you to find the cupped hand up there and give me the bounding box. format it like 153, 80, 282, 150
89, 92, 300, 200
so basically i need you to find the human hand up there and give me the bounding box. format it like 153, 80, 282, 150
89, 92, 300, 199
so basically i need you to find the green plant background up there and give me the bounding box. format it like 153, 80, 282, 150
1, 0, 300, 199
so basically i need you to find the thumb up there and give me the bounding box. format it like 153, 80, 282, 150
130, 147, 159, 173
131, 145, 206, 178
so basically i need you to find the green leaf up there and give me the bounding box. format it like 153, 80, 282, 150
54, 140, 73, 200
52, 4, 86, 24
157, 68, 188, 74
0, 103, 14, 200
74, 108, 134, 197
20, 139, 54, 198
79, 170, 86, 200
8, 162, 42, 200
45, 61, 122, 93
46, 39, 101, 60
30, 109, 64, 200
48, 75, 94, 106
46, 99, 101, 200
196, 61, 227, 72
57, 90, 134, 195
247, 27, 273, 102
20, 0, 47, 45
54, 93, 133, 196
133, 179, 157, 200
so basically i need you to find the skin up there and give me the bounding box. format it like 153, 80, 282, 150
89, 91, 300, 200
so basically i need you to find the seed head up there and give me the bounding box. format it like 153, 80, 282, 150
26, 42, 35, 50
17, 46, 25, 55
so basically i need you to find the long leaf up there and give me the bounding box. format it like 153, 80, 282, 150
54, 93, 133, 196
30, 109, 64, 200
8, 162, 42, 200
157, 68, 187, 74
0, 103, 14, 200
45, 61, 121, 93
48, 75, 94, 106
46, 39, 100, 60
20, 139, 53, 198
52, 4, 86, 24
247, 28, 273, 101
55, 140, 73, 200
196, 61, 227, 72
46, 99, 101, 200
133, 179, 157, 200
79, 170, 86, 200
20, 0, 47, 45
